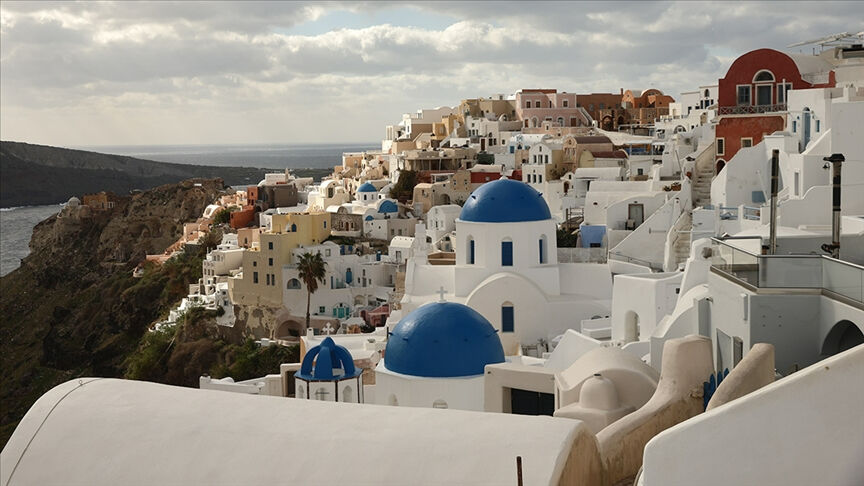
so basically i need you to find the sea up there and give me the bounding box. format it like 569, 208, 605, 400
0, 143, 378, 277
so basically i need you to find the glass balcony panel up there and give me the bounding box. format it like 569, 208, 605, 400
822, 259, 864, 303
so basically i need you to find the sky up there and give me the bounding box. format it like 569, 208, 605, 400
0, 1, 861, 147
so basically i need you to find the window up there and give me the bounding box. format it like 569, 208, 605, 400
432, 399, 448, 409
268, 242, 274, 250
253, 272, 259, 284
535, 101, 541, 108
252, 261, 257, 267
501, 240, 513, 266
792, 120, 797, 133
544, 155, 549, 164
268, 257, 273, 266
777, 83, 792, 104
599, 103, 605, 110
323, 221, 327, 228
291, 223, 297, 232
816, 120, 821, 132
753, 70, 775, 82
562, 99, 569, 107
538, 174, 543, 183
737, 85, 751, 105
502, 304, 514, 332
287, 278, 301, 289
468, 238, 475, 264
319, 306, 326, 313
716, 138, 725, 156
539, 235, 547, 264
741, 138, 753, 148
325, 249, 331, 257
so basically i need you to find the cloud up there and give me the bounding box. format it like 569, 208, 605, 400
0, 1, 860, 146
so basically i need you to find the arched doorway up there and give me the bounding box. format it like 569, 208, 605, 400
602, 116, 613, 131
624, 311, 639, 342
822, 320, 863, 357
716, 159, 726, 175
276, 320, 303, 339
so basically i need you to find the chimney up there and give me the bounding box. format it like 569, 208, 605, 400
821, 154, 844, 258
768, 149, 779, 255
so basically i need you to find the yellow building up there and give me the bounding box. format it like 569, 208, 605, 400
230, 212, 331, 308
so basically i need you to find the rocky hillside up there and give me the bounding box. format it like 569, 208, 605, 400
0, 178, 296, 448
0, 141, 270, 207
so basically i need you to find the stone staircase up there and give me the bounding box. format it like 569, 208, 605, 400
673, 224, 692, 267
692, 164, 714, 208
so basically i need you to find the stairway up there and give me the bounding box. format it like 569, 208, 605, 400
692, 164, 714, 208
673, 227, 692, 266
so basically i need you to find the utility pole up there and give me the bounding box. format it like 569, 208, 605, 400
821, 153, 844, 259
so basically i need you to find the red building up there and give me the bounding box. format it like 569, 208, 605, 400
715, 48, 835, 173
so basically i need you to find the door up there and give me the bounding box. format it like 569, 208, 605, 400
756, 85, 772, 106
628, 203, 645, 227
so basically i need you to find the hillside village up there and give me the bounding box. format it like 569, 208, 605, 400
4, 37, 864, 485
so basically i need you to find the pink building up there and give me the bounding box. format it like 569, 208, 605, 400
514, 89, 590, 128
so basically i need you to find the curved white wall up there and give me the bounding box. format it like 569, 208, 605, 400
642, 344, 864, 486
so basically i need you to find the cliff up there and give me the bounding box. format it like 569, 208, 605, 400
0, 178, 296, 448
0, 141, 270, 207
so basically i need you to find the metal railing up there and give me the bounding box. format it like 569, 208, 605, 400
718, 103, 787, 115
709, 238, 864, 307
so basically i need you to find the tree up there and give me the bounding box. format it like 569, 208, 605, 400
297, 252, 327, 335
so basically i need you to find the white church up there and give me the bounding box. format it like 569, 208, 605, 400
399, 178, 613, 355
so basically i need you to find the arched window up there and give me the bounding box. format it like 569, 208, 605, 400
291, 223, 297, 232
557, 117, 564, 126
704, 89, 710, 97
342, 385, 354, 403
287, 278, 301, 290
297, 385, 306, 399
502, 303, 514, 332
539, 234, 548, 264
501, 238, 513, 266
467, 237, 475, 264
753, 70, 775, 82
432, 399, 448, 409
531, 116, 538, 128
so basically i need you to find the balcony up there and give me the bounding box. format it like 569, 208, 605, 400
709, 238, 864, 308
718, 103, 787, 115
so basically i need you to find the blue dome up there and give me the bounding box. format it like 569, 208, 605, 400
357, 182, 377, 193
378, 200, 398, 214
459, 178, 551, 223
384, 302, 505, 378
296, 337, 362, 381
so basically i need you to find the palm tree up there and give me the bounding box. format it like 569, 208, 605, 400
297, 251, 327, 335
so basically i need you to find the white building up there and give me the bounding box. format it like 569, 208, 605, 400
399, 179, 613, 355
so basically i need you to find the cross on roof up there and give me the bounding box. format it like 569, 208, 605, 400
437, 286, 447, 302
322, 323, 335, 335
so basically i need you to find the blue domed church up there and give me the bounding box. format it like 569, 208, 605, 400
295, 337, 364, 403
397, 178, 612, 356
374, 301, 505, 411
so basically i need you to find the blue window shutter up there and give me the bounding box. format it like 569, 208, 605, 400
501, 241, 513, 266
502, 306, 514, 332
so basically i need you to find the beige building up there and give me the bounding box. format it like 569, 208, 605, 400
230, 212, 331, 308
412, 170, 475, 213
